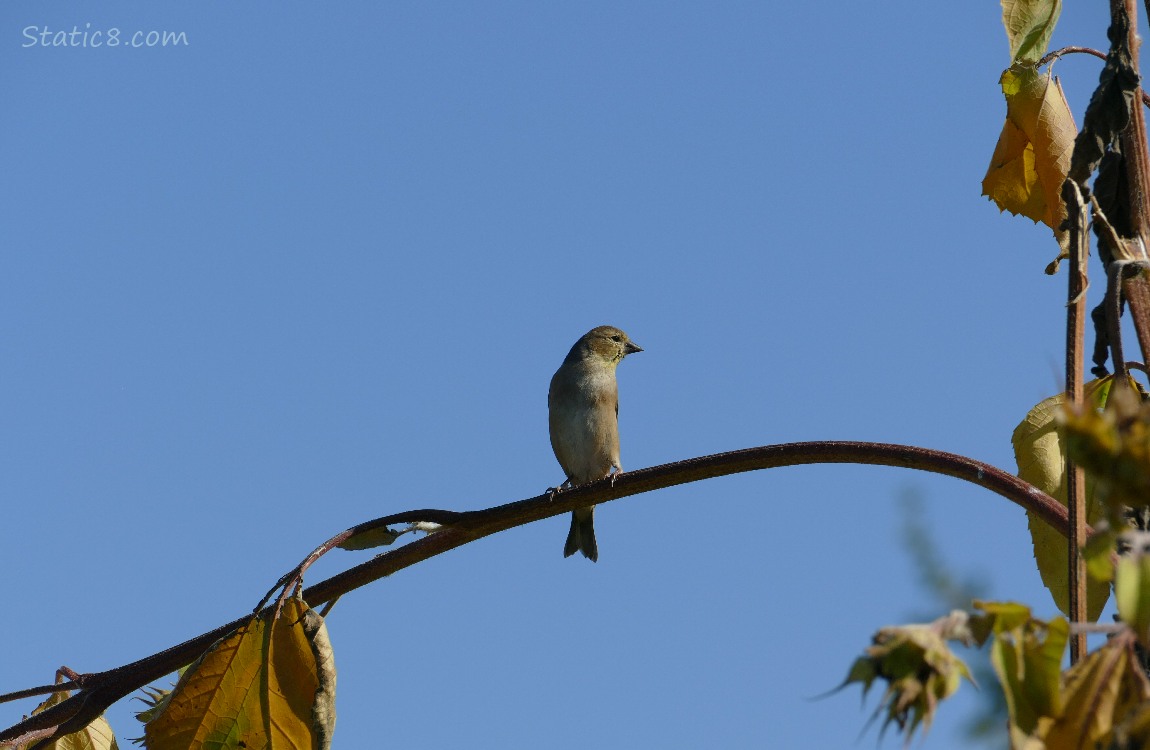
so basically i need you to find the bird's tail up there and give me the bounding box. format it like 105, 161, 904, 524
564, 506, 598, 562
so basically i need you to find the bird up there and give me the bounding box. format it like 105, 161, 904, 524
548, 325, 643, 562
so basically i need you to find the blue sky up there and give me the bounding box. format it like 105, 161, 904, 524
1, 2, 1132, 747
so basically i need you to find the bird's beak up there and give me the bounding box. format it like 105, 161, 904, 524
625, 341, 643, 355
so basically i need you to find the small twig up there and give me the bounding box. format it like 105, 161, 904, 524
1040, 45, 1108, 66
54, 668, 81, 684
318, 597, 340, 619
0, 727, 59, 749
0, 683, 81, 706
255, 509, 464, 619
1091, 197, 1126, 269
1039, 45, 1150, 108
1107, 261, 1150, 385
1071, 621, 1128, 634
1109, 264, 1131, 383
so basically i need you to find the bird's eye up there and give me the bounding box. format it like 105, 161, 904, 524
611, 335, 621, 342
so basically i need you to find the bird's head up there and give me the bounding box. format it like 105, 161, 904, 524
570, 325, 643, 366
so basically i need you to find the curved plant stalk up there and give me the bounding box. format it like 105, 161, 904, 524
0, 441, 1069, 747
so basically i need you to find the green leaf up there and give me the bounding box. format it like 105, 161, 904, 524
1116, 553, 1150, 644
1084, 528, 1117, 584
1012, 380, 1111, 621
976, 601, 1067, 737
1000, 0, 1061, 64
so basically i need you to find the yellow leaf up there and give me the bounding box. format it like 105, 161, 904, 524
982, 66, 1077, 242
18, 688, 118, 750
1112, 698, 1150, 747
144, 597, 336, 750
1042, 631, 1150, 749
1012, 380, 1111, 621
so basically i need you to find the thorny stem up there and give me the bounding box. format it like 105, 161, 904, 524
0, 442, 1072, 747
1115, 0, 1150, 366
1065, 181, 1089, 664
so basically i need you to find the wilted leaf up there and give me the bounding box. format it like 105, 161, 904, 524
973, 601, 1150, 748
338, 525, 404, 551
131, 665, 194, 734
839, 611, 974, 744
1061, 381, 1150, 514
1043, 630, 1150, 749
339, 521, 441, 551
999, 0, 1062, 64
143, 596, 336, 750
983, 66, 1077, 243
1112, 697, 1150, 748
133, 687, 169, 727
1065, 0, 1138, 187
310, 608, 337, 747
975, 602, 1150, 748
1012, 379, 1112, 620
17, 688, 118, 750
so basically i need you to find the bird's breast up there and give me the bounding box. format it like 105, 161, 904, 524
548, 366, 620, 483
